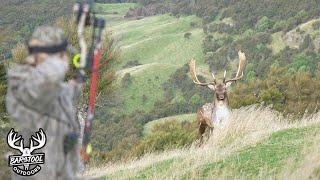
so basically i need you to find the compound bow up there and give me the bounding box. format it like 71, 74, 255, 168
73, 0, 106, 163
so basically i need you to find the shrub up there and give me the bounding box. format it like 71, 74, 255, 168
255, 16, 274, 32
184, 32, 192, 39
287, 53, 313, 73
129, 120, 197, 157
122, 60, 141, 69
121, 73, 133, 88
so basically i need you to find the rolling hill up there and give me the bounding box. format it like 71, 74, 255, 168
80, 2, 320, 178
94, 3, 206, 113
85, 106, 320, 179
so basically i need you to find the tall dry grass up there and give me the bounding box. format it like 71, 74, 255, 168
83, 106, 320, 179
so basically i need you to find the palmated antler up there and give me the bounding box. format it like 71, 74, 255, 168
189, 59, 216, 86
29, 129, 46, 153
224, 51, 246, 83
7, 129, 24, 153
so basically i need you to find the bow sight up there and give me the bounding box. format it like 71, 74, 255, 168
72, 1, 105, 73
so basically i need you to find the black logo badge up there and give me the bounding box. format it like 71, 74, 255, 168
7, 128, 46, 176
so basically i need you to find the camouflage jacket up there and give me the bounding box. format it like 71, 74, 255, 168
6, 57, 82, 179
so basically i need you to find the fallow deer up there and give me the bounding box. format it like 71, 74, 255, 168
189, 51, 246, 145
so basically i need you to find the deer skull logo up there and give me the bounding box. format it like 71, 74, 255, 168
7, 128, 46, 176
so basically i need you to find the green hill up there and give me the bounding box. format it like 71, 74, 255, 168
88, 1, 320, 166
97, 2, 206, 114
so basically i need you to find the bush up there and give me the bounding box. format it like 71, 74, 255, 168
122, 60, 142, 68
129, 120, 197, 157
184, 32, 192, 39
121, 73, 133, 88
287, 53, 313, 73
255, 16, 274, 32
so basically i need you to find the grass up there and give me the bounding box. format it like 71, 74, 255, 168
143, 113, 196, 136
201, 125, 318, 178
97, 4, 214, 114
103, 12, 204, 114
84, 106, 320, 179
120, 63, 177, 113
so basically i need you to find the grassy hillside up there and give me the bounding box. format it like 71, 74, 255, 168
85, 107, 320, 179
97, 2, 206, 114
89, 2, 320, 167
115, 14, 204, 114
143, 113, 196, 136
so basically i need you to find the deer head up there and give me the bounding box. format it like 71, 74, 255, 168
189, 51, 246, 102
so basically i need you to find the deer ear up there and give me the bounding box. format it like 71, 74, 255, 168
207, 84, 215, 91
225, 82, 233, 88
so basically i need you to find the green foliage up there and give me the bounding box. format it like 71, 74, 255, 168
230, 65, 320, 116
0, 0, 75, 53
255, 16, 274, 32
129, 120, 197, 157
272, 20, 287, 32
242, 29, 255, 38
190, 94, 202, 108
288, 53, 313, 73
55, 17, 119, 97
261, 87, 284, 111
221, 1, 316, 33
246, 70, 256, 80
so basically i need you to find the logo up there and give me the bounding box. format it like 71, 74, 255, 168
7, 128, 46, 176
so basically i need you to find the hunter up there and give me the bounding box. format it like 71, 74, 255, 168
6, 26, 82, 179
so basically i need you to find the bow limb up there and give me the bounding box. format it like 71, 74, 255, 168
77, 4, 89, 70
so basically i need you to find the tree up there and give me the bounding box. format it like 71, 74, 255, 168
255, 16, 274, 32
287, 53, 313, 74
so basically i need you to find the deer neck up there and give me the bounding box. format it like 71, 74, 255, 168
213, 94, 229, 107
212, 94, 231, 125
